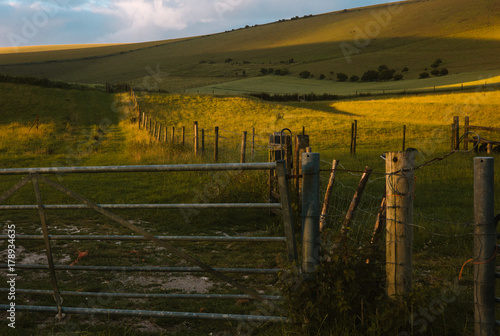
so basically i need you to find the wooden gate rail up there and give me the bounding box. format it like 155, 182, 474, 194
0, 161, 296, 323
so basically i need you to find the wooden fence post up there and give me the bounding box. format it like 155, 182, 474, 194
171, 127, 175, 144
386, 151, 415, 298
201, 129, 205, 153
214, 126, 219, 162
252, 127, 255, 159
302, 152, 320, 274
182, 126, 185, 146
319, 159, 339, 232
341, 166, 372, 236
453, 116, 460, 150
350, 120, 357, 154
464, 116, 469, 151
402, 125, 406, 151
473, 157, 496, 336
194, 121, 199, 156
295, 134, 310, 197
163, 126, 167, 142
240, 131, 247, 163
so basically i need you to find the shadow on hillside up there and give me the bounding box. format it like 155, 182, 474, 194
279, 101, 359, 117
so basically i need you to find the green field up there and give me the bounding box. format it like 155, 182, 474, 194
0, 80, 499, 335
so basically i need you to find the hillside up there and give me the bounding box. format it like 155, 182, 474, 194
0, 0, 498, 93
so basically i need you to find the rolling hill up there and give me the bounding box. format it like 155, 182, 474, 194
0, 0, 498, 94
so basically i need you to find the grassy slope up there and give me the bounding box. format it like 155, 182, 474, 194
0, 0, 498, 93
0, 81, 499, 334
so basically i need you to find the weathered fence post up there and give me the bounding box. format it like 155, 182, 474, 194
473, 157, 496, 336
194, 121, 199, 156
402, 125, 406, 151
252, 127, 255, 159
302, 152, 320, 274
214, 126, 219, 162
295, 134, 310, 197
171, 126, 175, 144
454, 116, 460, 150
319, 159, 339, 232
163, 126, 167, 143
342, 166, 372, 236
182, 126, 185, 146
464, 116, 469, 151
240, 131, 247, 163
385, 151, 415, 298
350, 120, 358, 154
201, 129, 205, 153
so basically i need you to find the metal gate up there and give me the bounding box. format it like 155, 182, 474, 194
0, 161, 296, 324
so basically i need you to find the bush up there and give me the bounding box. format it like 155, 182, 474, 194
319, 74, 326, 80
274, 69, 281, 75
299, 71, 311, 79
336, 72, 348, 82
440, 68, 449, 76
280, 68, 290, 76
379, 69, 394, 81
430, 69, 440, 76
402, 67, 409, 73
431, 58, 443, 68
361, 70, 379, 82
349, 75, 360, 82
419, 72, 430, 79
378, 64, 389, 72
260, 68, 268, 75
394, 73, 404, 81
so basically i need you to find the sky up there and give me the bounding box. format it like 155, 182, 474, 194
0, 0, 401, 48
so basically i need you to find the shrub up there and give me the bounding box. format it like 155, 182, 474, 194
336, 72, 348, 82
419, 72, 430, 79
319, 74, 326, 80
394, 73, 404, 81
378, 64, 389, 72
402, 67, 409, 73
280, 68, 290, 76
431, 58, 443, 68
430, 69, 440, 76
361, 70, 379, 82
440, 68, 449, 76
379, 69, 394, 81
260, 68, 268, 75
349, 75, 360, 82
299, 71, 311, 79
224, 58, 233, 63
274, 69, 281, 75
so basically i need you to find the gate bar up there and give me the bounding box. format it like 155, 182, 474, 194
0, 288, 283, 301
0, 305, 288, 323
0, 235, 286, 242
0, 162, 277, 175
4, 264, 282, 274
0, 203, 282, 210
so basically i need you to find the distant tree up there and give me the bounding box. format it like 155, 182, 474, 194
225, 58, 233, 63
280, 68, 290, 76
288, 58, 295, 63
349, 75, 360, 82
393, 73, 404, 81
260, 68, 268, 75
336, 72, 348, 82
361, 70, 379, 82
419, 72, 430, 79
274, 69, 281, 75
378, 64, 389, 72
319, 74, 326, 80
431, 58, 443, 68
379, 69, 394, 81
402, 67, 409, 73
299, 71, 311, 79
430, 69, 440, 76
329, 71, 334, 75
439, 68, 449, 76
268, 68, 274, 74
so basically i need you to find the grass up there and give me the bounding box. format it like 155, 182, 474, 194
0, 81, 499, 335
